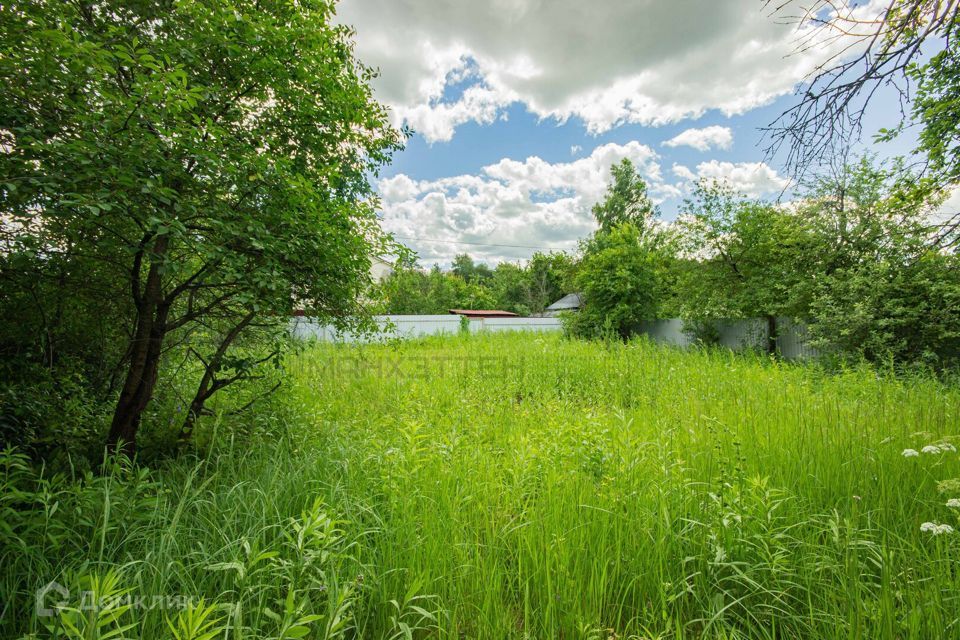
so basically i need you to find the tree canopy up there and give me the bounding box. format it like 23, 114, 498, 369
590, 159, 658, 235
0, 0, 402, 454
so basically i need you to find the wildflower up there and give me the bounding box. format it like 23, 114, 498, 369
947, 499, 960, 509
920, 522, 955, 535
940, 443, 957, 453
938, 478, 960, 494
902, 449, 920, 458
922, 445, 942, 454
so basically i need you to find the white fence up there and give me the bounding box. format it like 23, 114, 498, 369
638, 317, 817, 360
291, 315, 817, 359
290, 315, 564, 343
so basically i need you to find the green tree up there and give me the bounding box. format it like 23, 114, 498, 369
451, 253, 493, 284
569, 163, 672, 338
570, 224, 671, 339
795, 158, 960, 367
591, 159, 658, 234
906, 13, 960, 193
489, 262, 532, 315
807, 252, 960, 368
676, 181, 810, 352
379, 259, 433, 314
0, 0, 402, 454
526, 251, 577, 314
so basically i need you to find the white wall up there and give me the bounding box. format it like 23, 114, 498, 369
291, 315, 564, 343
291, 315, 816, 359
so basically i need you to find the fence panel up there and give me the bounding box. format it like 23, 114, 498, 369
638, 319, 690, 347
292, 314, 817, 359
474, 317, 564, 333
291, 315, 461, 343
776, 317, 820, 360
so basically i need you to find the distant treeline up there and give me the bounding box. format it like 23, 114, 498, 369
379, 156, 960, 370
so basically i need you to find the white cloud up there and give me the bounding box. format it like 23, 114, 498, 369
395, 84, 513, 143
663, 126, 734, 152
672, 164, 697, 182
570, 145, 582, 155
379, 174, 420, 203
377, 141, 677, 264
337, 0, 885, 142
931, 185, 960, 228
694, 160, 791, 197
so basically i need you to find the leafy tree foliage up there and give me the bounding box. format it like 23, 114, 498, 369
451, 253, 494, 284
797, 159, 960, 367
673, 157, 960, 367
590, 159, 658, 234
378, 251, 575, 316
0, 0, 402, 454
808, 253, 960, 368
909, 14, 960, 193
676, 181, 812, 351
678, 182, 810, 319
524, 252, 577, 315
567, 163, 673, 338
568, 224, 671, 339
379, 264, 494, 314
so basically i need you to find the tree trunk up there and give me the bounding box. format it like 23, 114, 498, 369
766, 314, 778, 356
105, 235, 170, 458
178, 311, 255, 443
105, 304, 170, 457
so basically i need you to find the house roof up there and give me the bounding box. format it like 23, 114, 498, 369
448, 309, 519, 318
545, 293, 583, 311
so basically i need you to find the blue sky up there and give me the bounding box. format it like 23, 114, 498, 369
338, 0, 921, 265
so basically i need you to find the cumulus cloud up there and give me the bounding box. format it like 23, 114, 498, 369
672, 164, 697, 182
663, 126, 734, 152
396, 84, 513, 143
337, 0, 884, 142
377, 141, 675, 264
694, 160, 791, 196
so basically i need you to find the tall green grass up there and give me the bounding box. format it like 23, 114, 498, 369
4, 332, 960, 638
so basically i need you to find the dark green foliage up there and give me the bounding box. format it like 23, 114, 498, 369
669, 157, 960, 369
566, 162, 673, 339
378, 251, 575, 316
809, 247, 960, 369
0, 0, 402, 454
567, 223, 670, 339
451, 253, 494, 284
677, 181, 810, 321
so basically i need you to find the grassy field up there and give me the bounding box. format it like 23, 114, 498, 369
6, 332, 960, 639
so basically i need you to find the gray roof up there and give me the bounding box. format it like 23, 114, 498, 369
546, 293, 583, 311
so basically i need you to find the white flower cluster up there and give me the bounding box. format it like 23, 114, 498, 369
902, 443, 960, 536
902, 442, 957, 457
920, 522, 955, 536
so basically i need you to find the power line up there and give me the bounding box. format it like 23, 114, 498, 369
392, 235, 572, 251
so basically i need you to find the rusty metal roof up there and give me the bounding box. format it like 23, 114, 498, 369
448, 309, 519, 318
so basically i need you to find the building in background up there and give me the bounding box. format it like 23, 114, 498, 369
370, 256, 393, 283
542, 293, 582, 317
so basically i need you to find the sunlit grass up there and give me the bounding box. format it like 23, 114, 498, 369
4, 332, 960, 639
286, 332, 960, 638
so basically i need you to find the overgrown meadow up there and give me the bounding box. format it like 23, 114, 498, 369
5, 332, 960, 639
